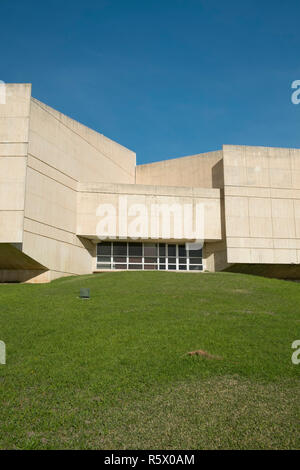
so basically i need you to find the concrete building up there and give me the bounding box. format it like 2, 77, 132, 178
1, 83, 300, 282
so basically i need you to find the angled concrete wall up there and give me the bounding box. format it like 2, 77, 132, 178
0, 84, 136, 282
22, 97, 136, 281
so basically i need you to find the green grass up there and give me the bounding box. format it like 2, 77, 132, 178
0, 271, 299, 449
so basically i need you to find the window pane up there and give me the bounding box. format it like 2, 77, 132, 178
178, 245, 187, 256
168, 264, 176, 270
113, 242, 127, 255
97, 263, 111, 269
159, 244, 166, 256
128, 243, 142, 256
159, 257, 166, 263
113, 264, 127, 269
179, 265, 187, 270
144, 243, 157, 256
144, 264, 157, 270
179, 257, 186, 264
113, 256, 127, 263
129, 257, 142, 263
159, 264, 166, 270
189, 248, 202, 257
168, 257, 176, 264
189, 257, 202, 264
129, 264, 142, 270
168, 245, 176, 256
97, 242, 111, 255
189, 265, 202, 271
144, 257, 157, 263
97, 256, 111, 262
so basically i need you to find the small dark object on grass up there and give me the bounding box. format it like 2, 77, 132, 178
79, 288, 90, 299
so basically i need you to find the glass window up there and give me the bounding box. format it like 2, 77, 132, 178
113, 242, 127, 255
128, 243, 142, 256
144, 257, 157, 263
129, 257, 142, 263
144, 264, 157, 270
189, 265, 202, 271
96, 242, 203, 272
97, 256, 111, 263
97, 242, 111, 255
189, 257, 202, 264
114, 264, 127, 269
97, 263, 111, 269
129, 264, 142, 270
168, 245, 176, 257
113, 256, 127, 263
159, 244, 166, 256
144, 243, 157, 257
178, 245, 187, 256
189, 248, 202, 258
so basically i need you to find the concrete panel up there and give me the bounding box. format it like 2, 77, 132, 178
29, 99, 135, 184
248, 197, 272, 238
136, 151, 223, 188
271, 199, 295, 238
224, 196, 250, 237
0, 117, 29, 142
0, 84, 31, 252
32, 98, 136, 177
293, 199, 300, 238
227, 237, 274, 249
0, 83, 31, 117
223, 145, 300, 267
227, 247, 252, 263
0, 157, 27, 210
24, 167, 77, 233
250, 248, 274, 264
0, 143, 28, 156
22, 231, 92, 275
0, 211, 24, 242
77, 182, 222, 241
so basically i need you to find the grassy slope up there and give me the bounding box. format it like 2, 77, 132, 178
0, 272, 299, 449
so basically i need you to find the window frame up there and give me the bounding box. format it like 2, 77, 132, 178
96, 242, 203, 272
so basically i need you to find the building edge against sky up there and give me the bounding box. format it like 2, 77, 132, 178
1, 83, 300, 282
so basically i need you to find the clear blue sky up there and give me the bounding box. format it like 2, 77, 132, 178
1, 0, 300, 164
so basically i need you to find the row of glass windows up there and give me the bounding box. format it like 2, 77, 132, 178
96, 242, 203, 271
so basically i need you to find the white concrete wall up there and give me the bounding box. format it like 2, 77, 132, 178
77, 182, 222, 240
136, 151, 224, 188
21, 94, 136, 280
0, 84, 31, 243
223, 145, 300, 265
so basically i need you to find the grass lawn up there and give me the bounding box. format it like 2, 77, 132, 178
0, 271, 299, 450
